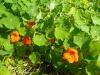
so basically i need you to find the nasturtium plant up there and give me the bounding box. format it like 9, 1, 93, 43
0, 0, 100, 75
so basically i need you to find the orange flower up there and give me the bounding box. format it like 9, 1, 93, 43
27, 20, 35, 28
22, 36, 31, 46
63, 48, 79, 63
48, 38, 55, 44
10, 31, 20, 43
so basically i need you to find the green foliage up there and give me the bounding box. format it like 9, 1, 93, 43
0, 5, 20, 29
0, 15, 20, 29
0, 66, 11, 75
55, 26, 69, 40
92, 15, 100, 25
0, 0, 100, 74
96, 54, 100, 69
89, 41, 100, 57
29, 52, 40, 64
0, 37, 14, 56
86, 61, 100, 75
33, 34, 47, 46
90, 26, 100, 41
73, 32, 89, 48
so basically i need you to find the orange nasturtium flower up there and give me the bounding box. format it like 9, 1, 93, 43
48, 38, 55, 44
27, 20, 35, 28
63, 48, 79, 63
22, 36, 31, 46
10, 31, 20, 43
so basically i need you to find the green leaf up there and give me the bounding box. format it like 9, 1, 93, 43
33, 34, 47, 46
51, 48, 62, 62
11, 4, 18, 11
76, 25, 90, 34
63, 39, 69, 49
45, 53, 51, 63
0, 37, 5, 45
4, 40, 14, 56
0, 66, 11, 75
4, 0, 13, 3
18, 27, 26, 36
27, 5, 38, 17
86, 61, 100, 75
96, 54, 100, 69
0, 37, 14, 56
0, 14, 20, 29
29, 52, 40, 64
92, 16, 100, 25
90, 26, 100, 41
40, 0, 50, 5
16, 45, 26, 57
0, 5, 20, 29
0, 4, 6, 14
55, 26, 68, 40
4, 41, 13, 51
74, 9, 85, 25
68, 7, 76, 15
73, 33, 88, 48
0, 50, 8, 56
89, 41, 100, 57
51, 48, 64, 69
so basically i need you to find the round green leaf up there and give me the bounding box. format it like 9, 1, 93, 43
33, 34, 47, 46
18, 27, 26, 36
74, 33, 88, 48
55, 26, 68, 40
89, 41, 100, 57
29, 52, 40, 64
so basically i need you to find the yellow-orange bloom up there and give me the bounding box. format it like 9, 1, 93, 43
63, 48, 79, 63
27, 20, 35, 28
10, 31, 20, 43
22, 36, 31, 46
48, 38, 55, 44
